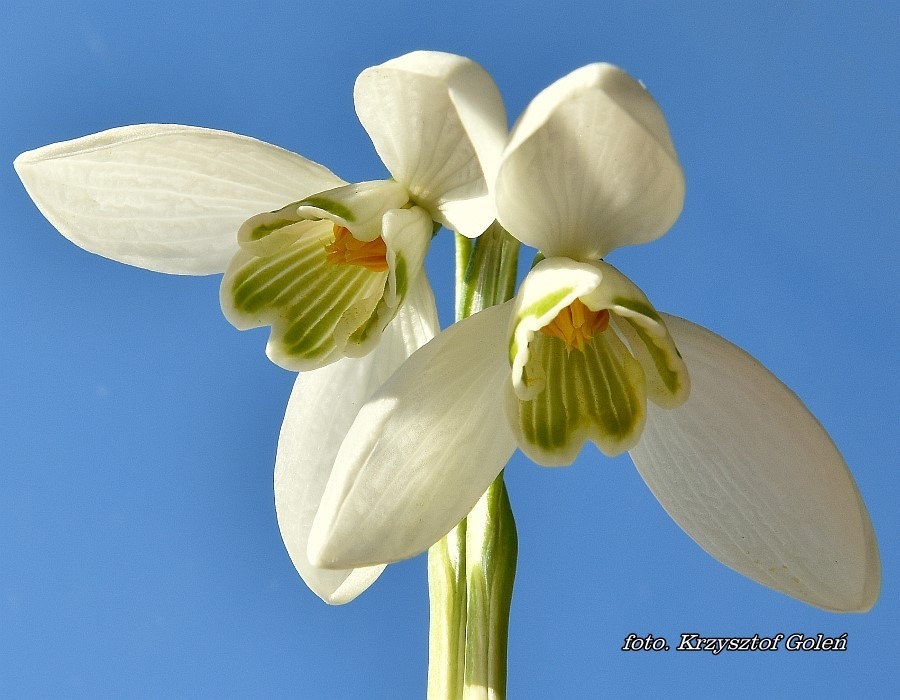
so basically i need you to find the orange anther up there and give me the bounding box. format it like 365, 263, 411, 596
324, 225, 389, 272
540, 298, 610, 351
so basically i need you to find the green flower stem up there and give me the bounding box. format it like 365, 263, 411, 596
456, 222, 519, 319
463, 476, 518, 700
427, 521, 467, 700
428, 224, 520, 699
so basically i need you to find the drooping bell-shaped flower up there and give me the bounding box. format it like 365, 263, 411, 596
14, 51, 509, 603
15, 50, 508, 372
308, 63, 880, 613
494, 64, 689, 464
219, 51, 507, 371
220, 181, 432, 370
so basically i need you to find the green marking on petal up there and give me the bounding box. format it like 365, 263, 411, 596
613, 315, 690, 409
248, 217, 298, 241
509, 339, 519, 369
518, 287, 575, 323
230, 239, 323, 312
625, 320, 681, 395
515, 329, 647, 463
509, 286, 576, 365
346, 298, 387, 347
220, 219, 390, 371
611, 296, 662, 324
298, 195, 355, 222
347, 252, 410, 349
236, 203, 313, 257
582, 332, 645, 442
393, 254, 409, 301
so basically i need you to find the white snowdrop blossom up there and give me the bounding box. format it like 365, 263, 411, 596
15, 51, 507, 372
309, 64, 880, 613
14, 51, 508, 603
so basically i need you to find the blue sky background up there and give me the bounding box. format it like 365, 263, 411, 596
2, 1, 897, 697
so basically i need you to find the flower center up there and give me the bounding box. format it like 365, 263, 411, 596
324, 225, 389, 272
540, 298, 610, 352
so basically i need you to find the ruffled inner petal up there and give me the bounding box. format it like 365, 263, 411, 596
506, 257, 689, 465
220, 217, 389, 370
510, 328, 647, 465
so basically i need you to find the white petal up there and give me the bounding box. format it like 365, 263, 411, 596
381, 205, 434, 309
390, 267, 441, 349
276, 363, 386, 605
495, 64, 685, 259
630, 315, 880, 612
15, 124, 345, 274
309, 302, 516, 568
274, 274, 438, 604
296, 179, 409, 242
355, 51, 508, 237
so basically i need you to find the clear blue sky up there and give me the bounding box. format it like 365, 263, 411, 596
2, 1, 897, 697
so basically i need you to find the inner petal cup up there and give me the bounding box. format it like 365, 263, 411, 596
506, 257, 689, 465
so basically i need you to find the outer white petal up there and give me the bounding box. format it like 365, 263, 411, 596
630, 315, 880, 612
495, 64, 685, 259
309, 302, 517, 568
275, 274, 438, 604
355, 51, 508, 237
15, 124, 345, 274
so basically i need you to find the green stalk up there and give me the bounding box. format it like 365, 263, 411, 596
463, 476, 518, 700
427, 522, 467, 700
427, 223, 520, 700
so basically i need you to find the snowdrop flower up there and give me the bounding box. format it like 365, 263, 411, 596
309, 64, 880, 612
15, 51, 506, 372
14, 51, 508, 603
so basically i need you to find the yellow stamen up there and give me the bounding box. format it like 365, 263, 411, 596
324, 225, 389, 272
541, 298, 610, 352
